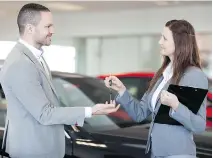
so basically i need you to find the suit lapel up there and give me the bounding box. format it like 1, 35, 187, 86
16, 42, 58, 99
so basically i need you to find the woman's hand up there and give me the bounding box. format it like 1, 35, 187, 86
160, 90, 179, 110
104, 76, 126, 94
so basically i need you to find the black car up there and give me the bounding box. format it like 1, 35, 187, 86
0, 71, 211, 158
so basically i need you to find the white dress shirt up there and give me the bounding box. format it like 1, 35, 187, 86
19, 39, 51, 77
151, 63, 173, 111
19, 39, 92, 118
19, 39, 43, 61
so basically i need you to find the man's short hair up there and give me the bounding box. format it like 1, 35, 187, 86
17, 3, 50, 35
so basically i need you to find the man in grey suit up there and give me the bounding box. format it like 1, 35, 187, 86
0, 3, 119, 158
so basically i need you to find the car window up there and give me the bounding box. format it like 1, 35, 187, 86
119, 77, 152, 100
119, 77, 141, 99
62, 77, 117, 104
52, 78, 94, 108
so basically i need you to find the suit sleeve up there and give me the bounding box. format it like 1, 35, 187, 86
115, 90, 151, 122
169, 68, 208, 134
7, 61, 86, 126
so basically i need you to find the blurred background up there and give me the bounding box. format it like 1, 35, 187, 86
0, 1, 211, 158
0, 1, 211, 78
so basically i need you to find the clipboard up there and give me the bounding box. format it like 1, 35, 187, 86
154, 84, 208, 126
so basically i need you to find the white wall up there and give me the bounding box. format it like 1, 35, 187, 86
54, 5, 211, 37
73, 4, 212, 76
82, 35, 161, 76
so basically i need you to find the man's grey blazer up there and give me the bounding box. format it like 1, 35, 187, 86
0, 42, 86, 158
116, 66, 208, 157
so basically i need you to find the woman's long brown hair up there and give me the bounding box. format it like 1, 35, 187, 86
148, 20, 201, 92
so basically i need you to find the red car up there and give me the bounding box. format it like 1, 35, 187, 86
98, 72, 212, 128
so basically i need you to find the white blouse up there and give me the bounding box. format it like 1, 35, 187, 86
151, 63, 173, 111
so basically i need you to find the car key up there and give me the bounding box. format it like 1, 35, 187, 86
109, 79, 112, 101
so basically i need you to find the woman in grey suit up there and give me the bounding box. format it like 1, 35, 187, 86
104, 20, 208, 158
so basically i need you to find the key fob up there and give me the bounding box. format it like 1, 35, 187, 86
109, 79, 112, 86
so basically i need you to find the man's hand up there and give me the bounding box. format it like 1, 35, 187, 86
92, 100, 120, 115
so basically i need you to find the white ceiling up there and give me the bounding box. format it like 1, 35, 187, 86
0, 1, 211, 16
45, 1, 211, 12
0, 1, 211, 43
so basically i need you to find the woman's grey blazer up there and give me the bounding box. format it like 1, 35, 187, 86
115, 66, 208, 157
